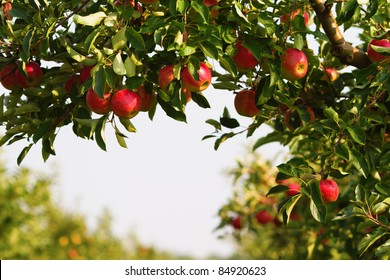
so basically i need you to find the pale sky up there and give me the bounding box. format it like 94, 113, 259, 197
1, 82, 288, 258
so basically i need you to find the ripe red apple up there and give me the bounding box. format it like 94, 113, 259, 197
181, 87, 192, 103
158, 65, 176, 91
281, 48, 308, 81
15, 61, 43, 88
86, 88, 111, 115
284, 106, 315, 131
210, 6, 219, 19
203, 0, 218, 6
255, 210, 273, 224
64, 75, 80, 92
280, 9, 310, 26
286, 182, 300, 196
233, 42, 258, 70
136, 85, 157, 112
319, 179, 339, 203
0, 62, 19, 90
79, 65, 94, 84
231, 216, 242, 230
2, 1, 12, 20
367, 39, 390, 62
234, 89, 259, 117
322, 67, 339, 82
181, 62, 212, 92
111, 89, 140, 118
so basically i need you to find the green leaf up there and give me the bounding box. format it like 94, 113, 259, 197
309, 180, 327, 223
232, 3, 251, 27
115, 131, 128, 148
92, 66, 106, 98
33, 121, 52, 144
214, 132, 235, 150
157, 97, 186, 123
191, 92, 210, 108
375, 238, 390, 258
350, 149, 370, 178
335, 143, 350, 161
219, 54, 237, 77
205, 119, 221, 131
95, 116, 108, 151
73, 12, 107, 27
346, 125, 366, 145
14, 103, 40, 115
371, 45, 390, 55
323, 107, 339, 124
293, 34, 304, 50
126, 27, 146, 51
22, 29, 34, 60
279, 195, 302, 224
17, 144, 33, 165
220, 117, 240, 129
124, 56, 136, 77
266, 185, 289, 196
191, 0, 209, 23
358, 229, 388, 257
200, 41, 219, 60
112, 27, 127, 51
113, 53, 126, 76
355, 184, 367, 203
179, 45, 197, 57
119, 117, 137, 133
277, 163, 302, 178
253, 131, 282, 151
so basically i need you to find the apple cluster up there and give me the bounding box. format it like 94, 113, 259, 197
229, 177, 339, 231
0, 61, 43, 91
157, 62, 212, 101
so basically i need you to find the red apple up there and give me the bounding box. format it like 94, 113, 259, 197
158, 65, 176, 91
367, 39, 390, 62
203, 0, 218, 6
65, 75, 80, 92
0, 62, 19, 90
80, 65, 94, 84
284, 106, 314, 131
111, 89, 140, 118
210, 6, 219, 19
281, 48, 308, 81
181, 62, 212, 92
86, 88, 111, 115
231, 216, 242, 230
234, 89, 259, 117
280, 9, 310, 27
181, 87, 192, 103
286, 183, 300, 196
255, 210, 273, 224
136, 85, 157, 112
322, 67, 339, 82
319, 179, 339, 203
303, 12, 310, 27
2, 1, 12, 20
15, 61, 43, 88
233, 42, 258, 70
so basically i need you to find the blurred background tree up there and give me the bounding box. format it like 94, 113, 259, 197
0, 159, 176, 259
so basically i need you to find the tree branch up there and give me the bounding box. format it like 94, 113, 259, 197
309, 0, 372, 69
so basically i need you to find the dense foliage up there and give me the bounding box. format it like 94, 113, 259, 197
0, 0, 389, 259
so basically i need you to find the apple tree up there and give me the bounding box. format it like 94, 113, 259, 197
0, 0, 389, 258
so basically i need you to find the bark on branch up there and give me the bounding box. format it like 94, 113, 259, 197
309, 0, 372, 69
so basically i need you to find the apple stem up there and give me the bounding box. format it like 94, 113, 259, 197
309, 0, 371, 69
